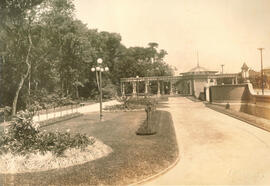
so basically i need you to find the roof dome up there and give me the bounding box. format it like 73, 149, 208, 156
180, 65, 218, 75
188, 65, 209, 73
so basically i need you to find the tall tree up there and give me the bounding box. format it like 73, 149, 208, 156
0, 0, 45, 115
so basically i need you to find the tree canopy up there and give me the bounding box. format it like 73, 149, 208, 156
0, 0, 174, 114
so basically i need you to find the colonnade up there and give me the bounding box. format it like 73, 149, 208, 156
120, 73, 239, 98
120, 77, 176, 97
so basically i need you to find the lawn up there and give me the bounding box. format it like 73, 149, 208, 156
0, 109, 178, 185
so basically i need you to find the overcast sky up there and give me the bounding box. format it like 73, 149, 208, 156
74, 0, 270, 74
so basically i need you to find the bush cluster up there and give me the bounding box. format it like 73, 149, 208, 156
127, 97, 157, 106
104, 104, 143, 111
105, 97, 157, 111
0, 111, 94, 156
136, 109, 159, 135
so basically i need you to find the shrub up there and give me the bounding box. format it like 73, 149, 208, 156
136, 109, 159, 135
0, 110, 94, 156
136, 102, 158, 135
37, 132, 94, 156
127, 97, 157, 106
106, 96, 157, 111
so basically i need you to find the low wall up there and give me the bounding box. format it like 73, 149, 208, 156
209, 84, 251, 103
209, 83, 270, 120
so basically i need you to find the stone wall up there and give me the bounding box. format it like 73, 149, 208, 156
209, 83, 270, 120
209, 84, 251, 103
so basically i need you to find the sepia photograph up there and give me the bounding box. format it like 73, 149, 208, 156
0, 0, 270, 185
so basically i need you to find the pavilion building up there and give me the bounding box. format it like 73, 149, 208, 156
120, 64, 239, 99
176, 64, 239, 98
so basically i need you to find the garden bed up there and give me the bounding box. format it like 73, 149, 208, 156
104, 96, 157, 112
103, 104, 145, 112
0, 111, 111, 176
136, 111, 160, 135
0, 110, 178, 185
0, 138, 112, 174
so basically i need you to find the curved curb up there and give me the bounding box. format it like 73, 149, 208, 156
128, 151, 180, 186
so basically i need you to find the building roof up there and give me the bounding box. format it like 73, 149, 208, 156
188, 65, 209, 73
180, 65, 218, 76
241, 62, 249, 70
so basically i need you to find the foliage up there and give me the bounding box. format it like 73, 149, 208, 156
102, 83, 118, 99
104, 103, 144, 111
136, 108, 159, 136
105, 97, 157, 111
0, 106, 12, 122
0, 0, 174, 115
127, 97, 157, 107
37, 131, 93, 156
0, 110, 94, 156
25, 90, 79, 114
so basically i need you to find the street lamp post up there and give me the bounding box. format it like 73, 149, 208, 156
91, 58, 109, 120
258, 48, 264, 95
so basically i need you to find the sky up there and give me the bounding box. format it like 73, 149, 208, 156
73, 0, 270, 74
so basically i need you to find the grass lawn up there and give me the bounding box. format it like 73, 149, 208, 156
0, 109, 178, 185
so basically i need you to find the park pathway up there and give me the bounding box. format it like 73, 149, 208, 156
32, 100, 120, 122
145, 97, 270, 185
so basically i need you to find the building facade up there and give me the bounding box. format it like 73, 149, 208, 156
175, 65, 238, 99
120, 64, 239, 99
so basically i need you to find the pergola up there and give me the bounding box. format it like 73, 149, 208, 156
120, 73, 239, 97
120, 76, 182, 97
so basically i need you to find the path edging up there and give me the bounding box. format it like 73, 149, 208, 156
128, 151, 180, 186
205, 103, 270, 133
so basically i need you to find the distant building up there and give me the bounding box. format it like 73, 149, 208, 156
263, 67, 270, 76
241, 62, 249, 80
244, 63, 270, 89
121, 64, 239, 99
175, 64, 238, 99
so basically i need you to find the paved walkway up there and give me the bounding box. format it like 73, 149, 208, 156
32, 100, 120, 122
145, 97, 270, 185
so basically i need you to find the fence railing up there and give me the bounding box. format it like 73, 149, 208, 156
33, 104, 81, 122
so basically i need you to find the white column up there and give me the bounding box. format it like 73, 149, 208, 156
145, 80, 149, 94
170, 81, 174, 95
213, 79, 217, 85
161, 81, 165, 95
122, 83, 125, 96
132, 81, 136, 97
157, 81, 161, 97
189, 80, 192, 95
205, 84, 210, 102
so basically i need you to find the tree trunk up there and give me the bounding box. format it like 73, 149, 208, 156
28, 65, 31, 95
76, 85, 79, 98
12, 33, 32, 115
